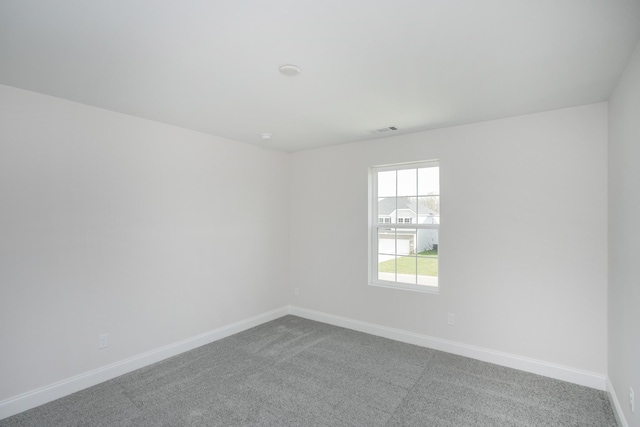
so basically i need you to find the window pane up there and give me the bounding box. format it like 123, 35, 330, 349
416, 229, 438, 256
417, 229, 438, 286
377, 170, 396, 197
397, 168, 417, 196
378, 254, 396, 282
377, 228, 396, 255
418, 196, 439, 221
418, 167, 439, 196
396, 229, 416, 255
417, 257, 438, 286
378, 197, 397, 224
396, 255, 417, 284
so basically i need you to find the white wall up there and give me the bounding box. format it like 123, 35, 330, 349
0, 81, 614, 413
290, 103, 608, 374
0, 85, 290, 402
608, 39, 640, 426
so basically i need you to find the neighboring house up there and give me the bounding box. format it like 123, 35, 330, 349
377, 197, 439, 256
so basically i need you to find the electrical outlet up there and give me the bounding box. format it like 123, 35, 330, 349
447, 313, 455, 326
99, 333, 109, 349
630, 387, 635, 413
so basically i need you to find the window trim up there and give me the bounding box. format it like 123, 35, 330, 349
369, 160, 440, 294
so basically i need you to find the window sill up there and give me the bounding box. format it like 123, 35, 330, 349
369, 280, 439, 294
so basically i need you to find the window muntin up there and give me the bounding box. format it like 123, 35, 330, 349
371, 161, 439, 292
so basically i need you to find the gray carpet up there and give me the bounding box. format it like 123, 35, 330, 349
0, 315, 617, 426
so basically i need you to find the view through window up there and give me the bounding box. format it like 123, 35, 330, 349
371, 161, 440, 291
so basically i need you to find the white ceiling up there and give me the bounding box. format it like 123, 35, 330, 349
1, 1, 639, 152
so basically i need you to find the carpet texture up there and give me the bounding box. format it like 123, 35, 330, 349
0, 315, 617, 426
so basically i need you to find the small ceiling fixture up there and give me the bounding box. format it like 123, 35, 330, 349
279, 64, 301, 76
260, 133, 272, 140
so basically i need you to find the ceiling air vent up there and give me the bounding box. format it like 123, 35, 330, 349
373, 126, 398, 134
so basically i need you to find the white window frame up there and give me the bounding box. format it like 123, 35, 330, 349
369, 160, 440, 293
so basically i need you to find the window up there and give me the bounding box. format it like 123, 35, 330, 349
370, 161, 440, 292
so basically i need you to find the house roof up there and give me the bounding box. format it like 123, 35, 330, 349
378, 197, 438, 217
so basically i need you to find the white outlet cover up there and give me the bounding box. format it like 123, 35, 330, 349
99, 333, 109, 349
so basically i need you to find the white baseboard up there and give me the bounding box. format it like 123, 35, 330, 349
0, 306, 289, 421
607, 377, 629, 427
288, 306, 607, 391
0, 305, 611, 422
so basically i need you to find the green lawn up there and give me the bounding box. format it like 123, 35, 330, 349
378, 249, 438, 276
